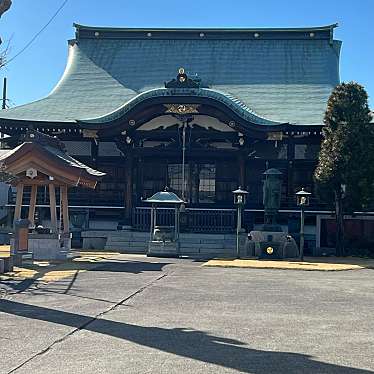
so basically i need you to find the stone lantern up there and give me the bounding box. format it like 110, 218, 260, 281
144, 188, 184, 257
262, 168, 283, 230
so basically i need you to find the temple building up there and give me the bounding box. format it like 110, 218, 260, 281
0, 23, 354, 252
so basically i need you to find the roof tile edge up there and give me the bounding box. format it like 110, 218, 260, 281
73, 23, 338, 40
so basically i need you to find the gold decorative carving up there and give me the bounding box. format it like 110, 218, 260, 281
164, 104, 200, 115
82, 129, 98, 138
267, 132, 283, 141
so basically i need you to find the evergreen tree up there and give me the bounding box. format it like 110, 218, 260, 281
315, 82, 373, 256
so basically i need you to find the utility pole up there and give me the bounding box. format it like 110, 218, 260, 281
2, 77, 7, 109
1, 77, 6, 145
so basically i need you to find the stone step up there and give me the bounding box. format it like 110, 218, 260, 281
180, 248, 235, 256
180, 242, 225, 249
107, 237, 147, 243
104, 245, 146, 254
106, 239, 147, 245
103, 230, 239, 256
105, 242, 146, 249
179, 233, 227, 240
109, 231, 149, 238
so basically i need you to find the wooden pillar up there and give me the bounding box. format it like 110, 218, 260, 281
238, 153, 246, 188
287, 137, 295, 197
136, 156, 143, 202
61, 185, 69, 234
14, 183, 24, 225
28, 185, 38, 227
124, 154, 133, 224
191, 161, 199, 204
49, 183, 57, 233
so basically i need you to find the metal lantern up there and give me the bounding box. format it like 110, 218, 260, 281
232, 187, 248, 258
295, 187, 311, 261
296, 188, 311, 206
233, 187, 248, 206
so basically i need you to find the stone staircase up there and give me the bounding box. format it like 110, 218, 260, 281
104, 231, 148, 254
104, 230, 237, 258
178, 233, 236, 257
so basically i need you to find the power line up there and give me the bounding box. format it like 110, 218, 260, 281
3, 0, 69, 67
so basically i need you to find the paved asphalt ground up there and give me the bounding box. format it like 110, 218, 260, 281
0, 254, 374, 374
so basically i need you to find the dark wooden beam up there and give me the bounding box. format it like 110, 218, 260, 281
28, 185, 37, 227
14, 183, 23, 225
49, 184, 57, 233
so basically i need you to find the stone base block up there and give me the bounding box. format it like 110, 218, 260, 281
246, 230, 299, 259
29, 234, 71, 261
82, 237, 107, 250
147, 241, 179, 257
0, 257, 13, 273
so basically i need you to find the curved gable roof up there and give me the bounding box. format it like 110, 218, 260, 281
0, 24, 341, 126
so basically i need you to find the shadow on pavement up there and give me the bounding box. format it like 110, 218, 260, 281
0, 300, 372, 374
0, 260, 170, 295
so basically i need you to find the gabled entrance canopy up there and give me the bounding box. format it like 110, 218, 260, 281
0, 131, 105, 189
0, 131, 105, 231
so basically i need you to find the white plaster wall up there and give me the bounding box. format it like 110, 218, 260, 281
137, 114, 235, 132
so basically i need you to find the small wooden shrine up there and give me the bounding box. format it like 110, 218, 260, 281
0, 131, 105, 259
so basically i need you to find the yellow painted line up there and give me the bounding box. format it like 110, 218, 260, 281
2, 267, 80, 282
203, 258, 374, 271
0, 245, 10, 258
39, 270, 80, 282
0, 252, 118, 282
76, 251, 119, 256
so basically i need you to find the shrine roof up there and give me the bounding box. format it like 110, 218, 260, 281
0, 131, 105, 187
0, 24, 341, 126
144, 190, 184, 204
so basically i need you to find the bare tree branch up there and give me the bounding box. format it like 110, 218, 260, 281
0, 0, 12, 65
0, 0, 12, 18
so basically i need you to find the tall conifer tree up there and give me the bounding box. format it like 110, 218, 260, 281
315, 82, 373, 256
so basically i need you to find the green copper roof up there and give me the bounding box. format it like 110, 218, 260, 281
79, 87, 282, 125
0, 24, 341, 126
74, 23, 338, 35
144, 190, 184, 204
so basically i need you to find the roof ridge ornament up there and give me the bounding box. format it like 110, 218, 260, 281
165, 67, 201, 89
164, 104, 200, 115
23, 129, 66, 152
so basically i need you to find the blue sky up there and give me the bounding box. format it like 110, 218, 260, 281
0, 0, 373, 108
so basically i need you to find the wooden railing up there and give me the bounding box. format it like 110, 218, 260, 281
186, 208, 236, 233
132, 207, 175, 231
132, 207, 236, 233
